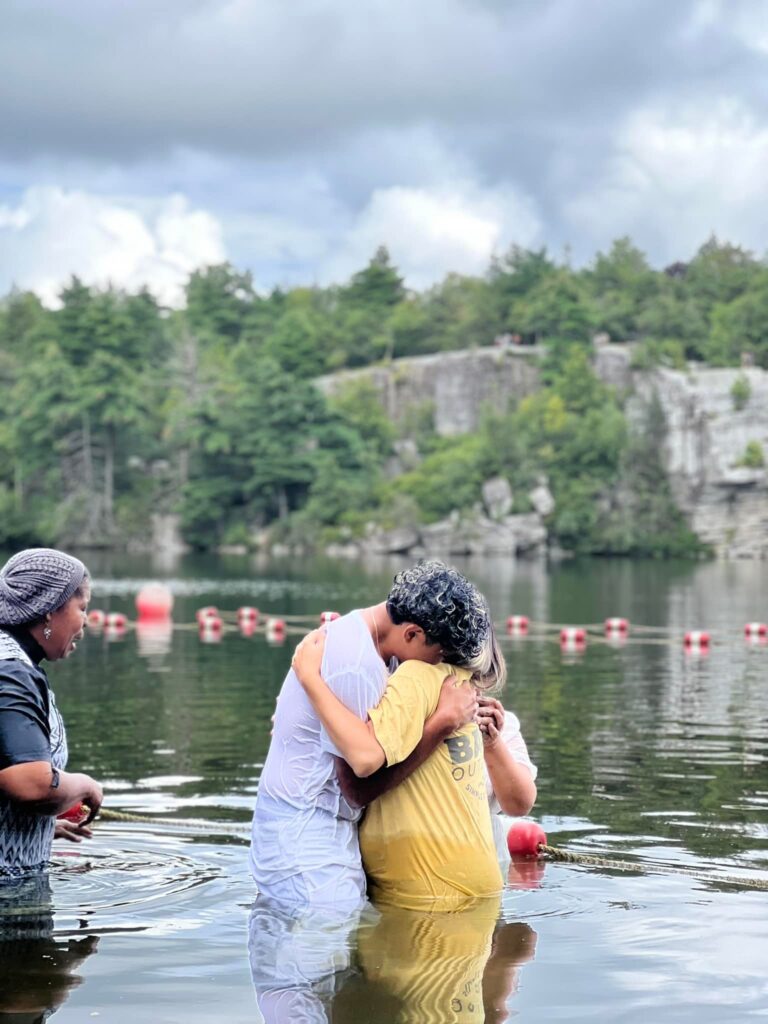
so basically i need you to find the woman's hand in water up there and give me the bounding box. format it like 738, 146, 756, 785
477, 695, 505, 747
292, 628, 326, 685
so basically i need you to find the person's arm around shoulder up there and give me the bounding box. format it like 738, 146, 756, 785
292, 629, 386, 777
477, 697, 537, 817
336, 673, 479, 807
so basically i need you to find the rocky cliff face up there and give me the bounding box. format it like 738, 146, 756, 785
629, 361, 768, 558
316, 344, 768, 559
315, 345, 542, 436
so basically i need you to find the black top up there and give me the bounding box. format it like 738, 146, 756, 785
0, 628, 52, 771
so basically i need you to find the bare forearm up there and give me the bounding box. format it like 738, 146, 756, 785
300, 671, 385, 777
485, 745, 537, 816
337, 713, 453, 807
0, 764, 97, 815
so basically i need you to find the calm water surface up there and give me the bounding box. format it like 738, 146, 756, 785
1, 553, 766, 1023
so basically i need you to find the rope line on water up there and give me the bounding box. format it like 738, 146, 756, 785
96, 807, 250, 834
93, 811, 768, 890
539, 843, 768, 890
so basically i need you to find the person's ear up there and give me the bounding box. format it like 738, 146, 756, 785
403, 624, 422, 644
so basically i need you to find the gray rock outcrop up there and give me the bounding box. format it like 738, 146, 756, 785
482, 476, 514, 519
631, 365, 768, 558
315, 345, 541, 437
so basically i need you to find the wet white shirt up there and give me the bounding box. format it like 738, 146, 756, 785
250, 611, 388, 908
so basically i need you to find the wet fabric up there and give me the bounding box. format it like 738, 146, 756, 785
250, 611, 389, 906
0, 631, 67, 877
361, 662, 503, 909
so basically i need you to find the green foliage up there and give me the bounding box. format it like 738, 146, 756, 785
1, 234, 756, 556
630, 338, 686, 370
515, 271, 594, 352
736, 441, 765, 469
586, 237, 659, 340
705, 278, 768, 367
730, 374, 751, 411
685, 237, 761, 314
328, 379, 395, 458
388, 435, 488, 523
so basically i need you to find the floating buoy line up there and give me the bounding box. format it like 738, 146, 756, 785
81, 810, 768, 891
85, 599, 768, 653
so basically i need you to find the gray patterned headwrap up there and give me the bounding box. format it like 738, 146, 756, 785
386, 560, 491, 665
0, 548, 88, 626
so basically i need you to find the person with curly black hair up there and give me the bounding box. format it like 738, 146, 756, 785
250, 561, 490, 908
292, 606, 507, 908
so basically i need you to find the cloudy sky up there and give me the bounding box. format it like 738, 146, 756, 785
1, 0, 767, 304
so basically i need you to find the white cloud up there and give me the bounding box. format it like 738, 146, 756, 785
564, 98, 768, 263
0, 188, 225, 306
320, 181, 541, 289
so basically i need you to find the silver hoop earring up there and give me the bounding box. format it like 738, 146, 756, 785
43, 626, 52, 640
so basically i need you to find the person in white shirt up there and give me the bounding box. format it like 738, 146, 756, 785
250, 560, 488, 909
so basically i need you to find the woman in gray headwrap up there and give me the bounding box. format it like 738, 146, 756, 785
0, 548, 103, 879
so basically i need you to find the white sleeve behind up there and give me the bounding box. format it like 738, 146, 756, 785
486, 710, 538, 815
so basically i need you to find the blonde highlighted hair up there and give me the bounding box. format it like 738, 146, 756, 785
463, 623, 506, 693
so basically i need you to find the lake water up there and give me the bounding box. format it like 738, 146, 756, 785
1, 553, 767, 1023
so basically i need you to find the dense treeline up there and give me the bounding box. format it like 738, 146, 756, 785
1, 236, 763, 555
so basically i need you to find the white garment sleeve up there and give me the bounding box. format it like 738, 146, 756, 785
485, 710, 538, 814
317, 662, 386, 757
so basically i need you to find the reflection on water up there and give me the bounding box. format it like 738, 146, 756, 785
0, 553, 766, 1022
0, 874, 98, 1023
249, 895, 538, 1024
0, 933, 99, 1023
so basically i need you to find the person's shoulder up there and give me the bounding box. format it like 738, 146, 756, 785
0, 656, 47, 685
391, 661, 447, 686
0, 658, 49, 706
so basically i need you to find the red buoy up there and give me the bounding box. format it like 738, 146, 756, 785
105, 612, 127, 629
320, 611, 340, 624
745, 622, 767, 639
560, 627, 586, 650
684, 630, 710, 648
196, 606, 219, 625
198, 616, 223, 644
604, 617, 629, 634
266, 618, 286, 646
87, 609, 105, 628
507, 615, 529, 635
136, 583, 173, 621
237, 606, 259, 626
506, 820, 547, 858
57, 802, 89, 825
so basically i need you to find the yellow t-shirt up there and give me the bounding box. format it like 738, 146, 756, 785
359, 662, 503, 910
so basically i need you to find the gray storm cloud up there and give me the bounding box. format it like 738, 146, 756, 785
1, 0, 767, 299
